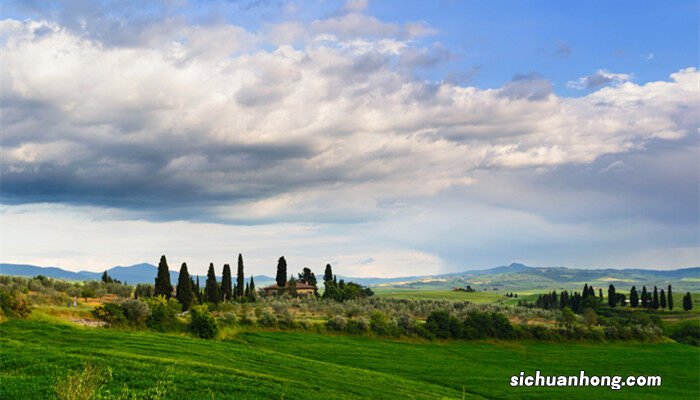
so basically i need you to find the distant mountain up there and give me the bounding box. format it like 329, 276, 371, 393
0, 263, 275, 286
1, 262, 698, 291
379, 263, 700, 292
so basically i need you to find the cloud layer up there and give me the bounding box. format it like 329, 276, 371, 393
2, 17, 697, 224
0, 2, 698, 274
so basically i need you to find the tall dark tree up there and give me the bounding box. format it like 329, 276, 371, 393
236, 254, 245, 298
667, 285, 673, 310
607, 284, 616, 307
583, 284, 589, 297
324, 264, 333, 283
205, 263, 220, 304
195, 276, 203, 303
189, 278, 197, 304
298, 267, 317, 286
630, 286, 639, 308
652, 286, 659, 309
176, 263, 193, 310
683, 292, 693, 311
249, 276, 256, 299
276, 256, 288, 287
101, 271, 113, 283
641, 286, 649, 308
660, 289, 667, 309
560, 291, 570, 309
154, 255, 173, 299
221, 264, 232, 301
598, 289, 603, 300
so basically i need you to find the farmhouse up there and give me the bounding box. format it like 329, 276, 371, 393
261, 282, 317, 296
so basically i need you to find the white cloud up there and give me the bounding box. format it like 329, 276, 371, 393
0, 14, 698, 273
1, 19, 697, 224
567, 69, 633, 90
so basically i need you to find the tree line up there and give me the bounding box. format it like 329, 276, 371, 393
525, 283, 693, 313
150, 254, 256, 311
148, 255, 373, 311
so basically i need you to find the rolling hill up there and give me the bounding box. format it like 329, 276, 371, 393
1, 262, 697, 291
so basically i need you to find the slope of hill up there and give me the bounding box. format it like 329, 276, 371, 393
380, 263, 700, 292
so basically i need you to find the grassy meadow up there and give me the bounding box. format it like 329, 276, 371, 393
372, 287, 508, 302
1, 317, 699, 400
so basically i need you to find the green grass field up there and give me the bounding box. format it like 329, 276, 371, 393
1, 319, 698, 399
373, 287, 507, 303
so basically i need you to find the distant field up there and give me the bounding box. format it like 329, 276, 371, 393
373, 287, 507, 302
1, 319, 698, 399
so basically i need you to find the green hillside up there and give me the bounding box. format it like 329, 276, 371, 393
1, 319, 698, 400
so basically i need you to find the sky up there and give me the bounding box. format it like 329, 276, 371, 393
0, 0, 698, 277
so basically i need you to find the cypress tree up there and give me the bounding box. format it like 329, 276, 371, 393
641, 286, 649, 308
244, 282, 249, 297
660, 289, 667, 309
195, 276, 203, 303
205, 263, 220, 304
652, 286, 659, 309
583, 284, 589, 297
189, 278, 197, 304
154, 255, 173, 299
560, 291, 570, 309
221, 264, 232, 301
683, 292, 693, 311
608, 284, 616, 307
237, 254, 245, 298
667, 285, 673, 310
176, 262, 193, 311
630, 286, 639, 307
324, 264, 333, 283
598, 289, 603, 300
276, 256, 287, 287
249, 276, 256, 299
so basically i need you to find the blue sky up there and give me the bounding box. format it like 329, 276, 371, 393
0, 0, 698, 276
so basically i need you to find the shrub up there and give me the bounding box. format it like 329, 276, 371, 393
397, 314, 417, 335
217, 311, 238, 327
671, 323, 699, 346
189, 305, 218, 339
327, 315, 348, 331
55, 363, 172, 400
92, 303, 126, 325
369, 311, 397, 336
0, 289, 31, 319
121, 299, 151, 326
134, 284, 154, 299
425, 310, 463, 339
258, 310, 278, 327
145, 296, 181, 331
55, 364, 112, 400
